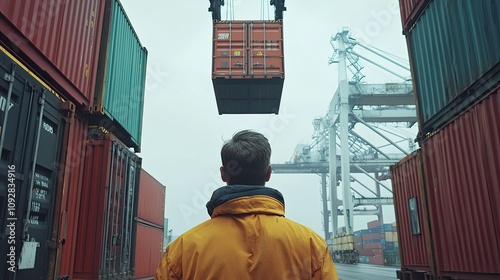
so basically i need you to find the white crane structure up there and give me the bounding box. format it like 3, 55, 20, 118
272, 28, 417, 241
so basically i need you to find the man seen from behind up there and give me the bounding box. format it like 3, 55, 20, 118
155, 129, 339, 280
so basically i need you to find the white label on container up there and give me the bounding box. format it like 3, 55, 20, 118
43, 122, 54, 134
0, 96, 14, 112
218, 33, 229, 40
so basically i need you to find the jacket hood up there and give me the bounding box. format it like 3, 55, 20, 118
206, 185, 285, 217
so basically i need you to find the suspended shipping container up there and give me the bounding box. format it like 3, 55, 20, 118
0, 46, 65, 280
72, 131, 141, 280
93, 0, 148, 151
391, 151, 434, 279
212, 20, 284, 114
0, 0, 106, 108
406, 0, 500, 134
421, 84, 500, 280
137, 169, 166, 227
134, 223, 163, 280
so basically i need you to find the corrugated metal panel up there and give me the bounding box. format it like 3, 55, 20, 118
54, 113, 88, 279
94, 0, 147, 150
407, 0, 500, 132
390, 151, 433, 273
212, 21, 284, 114
73, 132, 141, 279
422, 85, 500, 279
134, 222, 163, 279
138, 169, 165, 227
0, 46, 65, 280
0, 0, 106, 107
398, 0, 430, 33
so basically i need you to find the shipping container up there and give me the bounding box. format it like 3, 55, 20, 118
391, 151, 434, 276
212, 20, 284, 114
398, 0, 430, 33
406, 0, 500, 134
362, 243, 383, 250
138, 169, 166, 227
362, 233, 385, 241
367, 220, 380, 229
93, 0, 148, 151
72, 131, 141, 280
421, 84, 500, 279
53, 112, 89, 279
369, 255, 385, 266
0, 45, 65, 280
0, 0, 106, 108
134, 222, 163, 280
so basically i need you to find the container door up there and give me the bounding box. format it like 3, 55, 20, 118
213, 22, 247, 78
248, 22, 284, 78
100, 142, 138, 279
0, 50, 64, 280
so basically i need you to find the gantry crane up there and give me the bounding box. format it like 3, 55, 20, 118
272, 29, 417, 241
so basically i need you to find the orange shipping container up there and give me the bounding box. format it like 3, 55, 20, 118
138, 169, 166, 227
212, 20, 284, 114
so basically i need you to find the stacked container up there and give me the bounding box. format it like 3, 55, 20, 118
0, 1, 165, 279
212, 20, 285, 114
135, 169, 166, 279
353, 221, 400, 266
392, 1, 500, 279
331, 233, 358, 264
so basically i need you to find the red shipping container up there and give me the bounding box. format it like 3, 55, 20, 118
390, 151, 433, 274
421, 85, 500, 279
0, 0, 106, 108
72, 132, 141, 280
354, 236, 363, 243
212, 20, 284, 114
362, 243, 383, 250
134, 222, 164, 279
369, 255, 386, 266
362, 233, 384, 241
52, 111, 89, 279
398, 0, 430, 33
367, 220, 380, 229
138, 169, 166, 227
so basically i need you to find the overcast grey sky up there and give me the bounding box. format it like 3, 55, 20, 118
119, 0, 415, 238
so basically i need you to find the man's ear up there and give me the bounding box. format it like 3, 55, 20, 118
220, 166, 228, 183
264, 165, 272, 182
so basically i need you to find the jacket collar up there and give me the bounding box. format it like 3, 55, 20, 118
206, 185, 285, 217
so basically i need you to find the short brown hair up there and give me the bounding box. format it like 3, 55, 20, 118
221, 130, 271, 185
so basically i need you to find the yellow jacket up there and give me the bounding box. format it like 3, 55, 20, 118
155, 185, 339, 280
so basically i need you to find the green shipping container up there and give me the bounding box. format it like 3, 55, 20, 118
94, 0, 148, 151
407, 0, 500, 134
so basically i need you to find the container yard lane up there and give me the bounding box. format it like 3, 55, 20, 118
6, 164, 16, 273
335, 263, 398, 280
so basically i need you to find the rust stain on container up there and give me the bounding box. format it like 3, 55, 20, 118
134, 222, 164, 279
390, 151, 433, 274
138, 169, 166, 227
422, 85, 500, 278
0, 0, 106, 107
212, 20, 284, 114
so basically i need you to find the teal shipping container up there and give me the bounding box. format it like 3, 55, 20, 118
407, 0, 500, 134
94, 0, 148, 151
